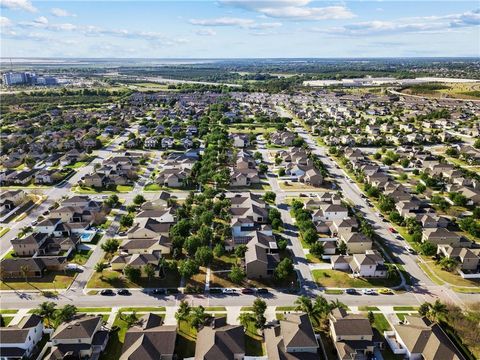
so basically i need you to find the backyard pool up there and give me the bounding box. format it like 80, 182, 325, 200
80, 230, 96, 243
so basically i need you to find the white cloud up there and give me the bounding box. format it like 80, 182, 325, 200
0, 0, 36, 12
51, 8, 76, 17
220, 0, 355, 21
34, 16, 48, 25
320, 9, 480, 36
195, 28, 217, 36
0, 16, 12, 27
190, 17, 255, 27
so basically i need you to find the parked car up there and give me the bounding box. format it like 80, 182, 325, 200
378, 288, 394, 295
388, 227, 396, 233
256, 288, 269, 294
117, 289, 131, 296
151, 289, 166, 295
345, 288, 358, 295
100, 289, 115, 296
222, 288, 236, 294
241, 288, 255, 294
405, 246, 417, 255
396, 235, 404, 241
362, 289, 377, 295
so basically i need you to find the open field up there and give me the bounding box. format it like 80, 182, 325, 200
0, 272, 76, 290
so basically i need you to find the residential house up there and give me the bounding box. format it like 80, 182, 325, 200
244, 232, 279, 279
0, 314, 44, 359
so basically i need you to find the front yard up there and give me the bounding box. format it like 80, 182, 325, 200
86, 268, 181, 289
210, 270, 298, 289
312, 269, 400, 288
0, 272, 76, 290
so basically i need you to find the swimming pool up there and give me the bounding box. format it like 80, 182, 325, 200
80, 230, 96, 242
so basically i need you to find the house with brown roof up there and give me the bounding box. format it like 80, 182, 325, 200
385, 316, 463, 360
329, 308, 376, 360
244, 232, 279, 279
120, 313, 177, 360
48, 315, 108, 360
194, 317, 245, 360
437, 245, 480, 272
264, 313, 319, 359
422, 228, 462, 247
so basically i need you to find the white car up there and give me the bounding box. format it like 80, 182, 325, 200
362, 289, 377, 295
222, 288, 236, 294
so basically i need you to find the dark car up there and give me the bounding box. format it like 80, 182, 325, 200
100, 289, 115, 296
256, 288, 269, 294
151, 289, 166, 295
117, 289, 131, 296
241, 288, 255, 294
346, 288, 358, 295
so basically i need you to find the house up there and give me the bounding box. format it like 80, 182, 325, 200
244, 232, 279, 279
386, 316, 463, 360
111, 253, 163, 274
232, 134, 250, 148
338, 229, 373, 254
195, 317, 245, 360
270, 131, 296, 146
313, 204, 348, 222
264, 313, 319, 359
0, 190, 26, 213
299, 168, 323, 186
418, 214, 449, 228
144, 137, 158, 148
0, 258, 46, 279
120, 313, 177, 360
422, 228, 462, 247
437, 245, 480, 271
48, 315, 109, 360
119, 236, 171, 256
137, 209, 175, 224
0, 314, 44, 359
127, 217, 171, 239
349, 250, 387, 278
11, 233, 49, 256
141, 192, 172, 210
156, 168, 190, 188
329, 308, 376, 360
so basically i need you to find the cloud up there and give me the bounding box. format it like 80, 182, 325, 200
195, 28, 217, 36
320, 9, 480, 36
0, 16, 12, 27
190, 17, 255, 27
219, 0, 355, 21
51, 8, 76, 17
0, 0, 36, 12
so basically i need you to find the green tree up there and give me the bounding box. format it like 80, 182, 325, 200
175, 300, 191, 323
178, 259, 199, 279
54, 305, 77, 327
252, 298, 267, 329
420, 242, 437, 256
189, 305, 209, 329
133, 194, 145, 205
94, 262, 108, 279
101, 238, 120, 254
34, 301, 57, 327
124, 265, 141, 283
310, 242, 324, 258
195, 246, 213, 266
302, 228, 318, 245
213, 243, 225, 257
368, 311, 375, 324
229, 264, 246, 284
263, 191, 276, 203
120, 214, 134, 228
235, 244, 248, 258
143, 263, 156, 284
238, 312, 255, 328
439, 257, 458, 272
274, 258, 293, 281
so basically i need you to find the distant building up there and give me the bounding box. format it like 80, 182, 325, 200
2, 71, 57, 86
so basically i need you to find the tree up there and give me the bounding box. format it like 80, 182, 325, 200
426, 300, 448, 323
386, 264, 397, 279
389, 211, 404, 225
133, 194, 145, 205
20, 265, 30, 283
101, 238, 120, 254
439, 257, 458, 272
235, 244, 248, 258
274, 258, 293, 281
120, 311, 138, 328
263, 191, 276, 203
229, 265, 246, 284
185, 235, 202, 256
420, 242, 437, 256
124, 265, 141, 283
120, 214, 134, 228
34, 301, 56, 327
54, 305, 77, 327
175, 300, 191, 323
474, 138, 480, 149
252, 298, 267, 329
338, 241, 348, 255
310, 242, 324, 258
94, 262, 108, 279
178, 259, 199, 279
105, 194, 119, 208
238, 312, 255, 328
189, 305, 209, 329
195, 246, 213, 266
213, 243, 225, 257
302, 228, 318, 245
416, 183, 426, 194
368, 311, 375, 324
143, 263, 156, 284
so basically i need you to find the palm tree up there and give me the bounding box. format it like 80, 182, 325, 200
20, 265, 30, 283
386, 264, 397, 279
54, 305, 77, 328
189, 306, 209, 330
143, 263, 156, 286
294, 295, 313, 316
427, 300, 448, 323
94, 262, 108, 280
238, 312, 255, 329
34, 301, 56, 328
175, 300, 191, 323
328, 299, 347, 312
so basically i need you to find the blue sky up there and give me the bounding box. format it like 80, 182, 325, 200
1, 0, 479, 58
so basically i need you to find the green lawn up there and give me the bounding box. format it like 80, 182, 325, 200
0, 272, 75, 290
358, 306, 380, 311
276, 306, 296, 311
0, 227, 10, 238
70, 249, 93, 265
204, 307, 226, 312
119, 307, 166, 312
1, 316, 14, 326
210, 254, 238, 271
0, 309, 17, 314
372, 313, 391, 332
175, 320, 197, 359
324, 289, 344, 295
99, 315, 130, 360
116, 185, 134, 192
393, 306, 418, 311
312, 269, 400, 288
77, 307, 112, 313
87, 269, 181, 289
421, 261, 480, 288
244, 319, 265, 356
